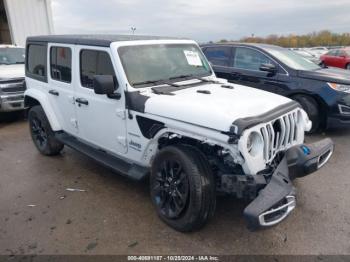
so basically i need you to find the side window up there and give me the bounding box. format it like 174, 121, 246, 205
337, 50, 346, 57
203, 46, 231, 67
327, 50, 337, 56
233, 47, 273, 71
80, 50, 115, 88
50, 46, 72, 83
27, 44, 47, 81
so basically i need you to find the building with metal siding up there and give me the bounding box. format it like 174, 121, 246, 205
0, 0, 53, 46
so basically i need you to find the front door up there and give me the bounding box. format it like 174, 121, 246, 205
74, 46, 127, 154
229, 47, 288, 95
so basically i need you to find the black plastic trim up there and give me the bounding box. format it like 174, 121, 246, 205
232, 101, 301, 135
125, 91, 150, 113
243, 157, 295, 231
136, 116, 165, 139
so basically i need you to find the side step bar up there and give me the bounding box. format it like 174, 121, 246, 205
55, 132, 149, 181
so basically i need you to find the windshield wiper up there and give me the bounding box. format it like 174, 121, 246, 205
15, 62, 25, 64
133, 80, 166, 86
133, 79, 180, 87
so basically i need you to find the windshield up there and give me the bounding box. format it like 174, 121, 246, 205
118, 44, 212, 87
0, 48, 25, 65
267, 48, 321, 71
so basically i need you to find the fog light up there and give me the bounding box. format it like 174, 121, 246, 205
339, 104, 350, 115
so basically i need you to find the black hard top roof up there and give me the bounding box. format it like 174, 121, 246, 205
27, 34, 187, 47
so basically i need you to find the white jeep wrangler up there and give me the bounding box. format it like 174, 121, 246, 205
24, 35, 334, 232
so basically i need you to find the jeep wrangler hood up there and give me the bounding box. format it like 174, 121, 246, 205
144, 83, 292, 132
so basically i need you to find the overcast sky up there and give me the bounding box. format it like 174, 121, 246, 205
51, 0, 350, 43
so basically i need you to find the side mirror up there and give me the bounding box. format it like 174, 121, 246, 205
259, 63, 277, 74
93, 75, 121, 99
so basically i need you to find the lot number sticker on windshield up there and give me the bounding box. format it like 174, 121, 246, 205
184, 50, 203, 66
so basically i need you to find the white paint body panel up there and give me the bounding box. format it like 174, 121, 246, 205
4, 0, 54, 46
143, 82, 292, 132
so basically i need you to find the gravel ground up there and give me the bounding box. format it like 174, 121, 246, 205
0, 117, 349, 255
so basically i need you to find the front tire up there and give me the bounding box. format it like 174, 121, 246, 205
28, 105, 64, 156
150, 145, 216, 232
346, 63, 350, 70
293, 95, 321, 133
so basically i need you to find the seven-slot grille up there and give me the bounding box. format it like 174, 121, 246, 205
260, 109, 301, 163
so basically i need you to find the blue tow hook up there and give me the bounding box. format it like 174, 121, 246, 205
301, 145, 311, 155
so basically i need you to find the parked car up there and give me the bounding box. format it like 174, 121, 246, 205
0, 45, 26, 113
292, 49, 321, 65
307, 46, 328, 57
202, 43, 350, 132
320, 48, 350, 70
25, 35, 333, 231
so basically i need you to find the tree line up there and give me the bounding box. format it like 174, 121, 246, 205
218, 30, 350, 48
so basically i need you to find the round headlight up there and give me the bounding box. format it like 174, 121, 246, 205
247, 132, 264, 157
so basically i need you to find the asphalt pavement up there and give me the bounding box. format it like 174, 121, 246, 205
0, 118, 349, 255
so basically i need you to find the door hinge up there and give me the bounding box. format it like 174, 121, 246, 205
116, 109, 126, 120
117, 136, 127, 147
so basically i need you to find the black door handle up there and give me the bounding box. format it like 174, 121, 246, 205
75, 98, 89, 106
49, 89, 59, 96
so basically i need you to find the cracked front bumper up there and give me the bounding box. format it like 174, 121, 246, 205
243, 138, 334, 231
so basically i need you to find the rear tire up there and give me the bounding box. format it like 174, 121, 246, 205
28, 105, 64, 156
346, 63, 350, 70
293, 95, 321, 133
150, 145, 216, 232
320, 61, 326, 68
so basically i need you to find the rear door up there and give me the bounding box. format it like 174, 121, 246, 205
202, 46, 236, 80
229, 46, 288, 94
74, 46, 127, 155
47, 43, 77, 135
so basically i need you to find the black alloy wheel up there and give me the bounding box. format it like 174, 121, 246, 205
153, 159, 189, 219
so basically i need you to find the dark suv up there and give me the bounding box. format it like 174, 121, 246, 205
202, 43, 350, 132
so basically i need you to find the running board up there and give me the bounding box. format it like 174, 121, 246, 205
55, 132, 149, 181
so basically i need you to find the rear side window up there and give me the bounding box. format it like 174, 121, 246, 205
80, 50, 115, 88
203, 46, 231, 66
27, 44, 47, 81
233, 47, 273, 71
50, 46, 72, 83
326, 50, 337, 56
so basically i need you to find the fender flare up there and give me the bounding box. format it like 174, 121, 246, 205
24, 89, 62, 131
